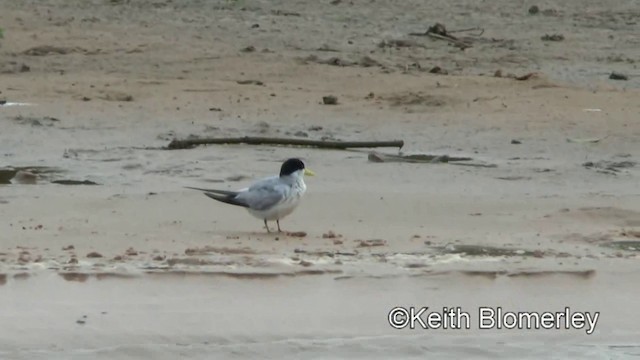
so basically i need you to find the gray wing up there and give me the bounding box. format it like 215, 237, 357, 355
236, 176, 289, 211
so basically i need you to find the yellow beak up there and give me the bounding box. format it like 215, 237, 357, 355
304, 168, 315, 176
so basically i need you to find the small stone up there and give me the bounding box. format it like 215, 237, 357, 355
286, 231, 307, 237
12, 170, 37, 184
541, 34, 564, 41
528, 5, 539, 14
322, 95, 338, 105
323, 231, 339, 238
86, 251, 103, 258
294, 131, 309, 138
429, 66, 448, 75
511, 139, 522, 144
609, 72, 628, 81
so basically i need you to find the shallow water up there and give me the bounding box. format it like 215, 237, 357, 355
1, 268, 639, 359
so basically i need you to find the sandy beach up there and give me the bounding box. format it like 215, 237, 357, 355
1, 0, 639, 358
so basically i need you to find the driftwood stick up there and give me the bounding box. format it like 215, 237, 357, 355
368, 151, 497, 167
409, 23, 474, 49
167, 137, 404, 150
426, 33, 472, 49
368, 151, 472, 163
448, 27, 485, 36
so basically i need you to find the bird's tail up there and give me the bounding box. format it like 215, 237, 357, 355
202, 192, 249, 208
186, 186, 249, 208
184, 186, 237, 196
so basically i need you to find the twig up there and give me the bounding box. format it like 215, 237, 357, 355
409, 23, 474, 49
368, 151, 471, 163
167, 137, 404, 150
448, 27, 485, 36
426, 33, 472, 49
368, 151, 497, 167
450, 162, 497, 168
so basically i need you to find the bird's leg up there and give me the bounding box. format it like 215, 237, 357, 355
277, 220, 282, 233
264, 219, 271, 233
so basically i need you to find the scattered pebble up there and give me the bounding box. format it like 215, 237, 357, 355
12, 170, 37, 184
356, 239, 386, 247
86, 251, 103, 258
100, 91, 133, 102
429, 66, 448, 75
609, 72, 628, 81
18, 252, 31, 263
286, 231, 307, 237
541, 34, 564, 41
322, 231, 340, 239
322, 95, 338, 105
236, 79, 264, 86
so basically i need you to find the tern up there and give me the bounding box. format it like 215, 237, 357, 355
187, 158, 314, 233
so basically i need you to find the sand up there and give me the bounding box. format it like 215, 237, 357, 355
1, 0, 639, 358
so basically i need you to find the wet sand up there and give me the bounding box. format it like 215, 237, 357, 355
2, 270, 640, 359
1, 0, 640, 358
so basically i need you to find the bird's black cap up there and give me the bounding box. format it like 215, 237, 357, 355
280, 158, 306, 177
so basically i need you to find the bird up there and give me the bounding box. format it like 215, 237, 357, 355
186, 158, 314, 233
